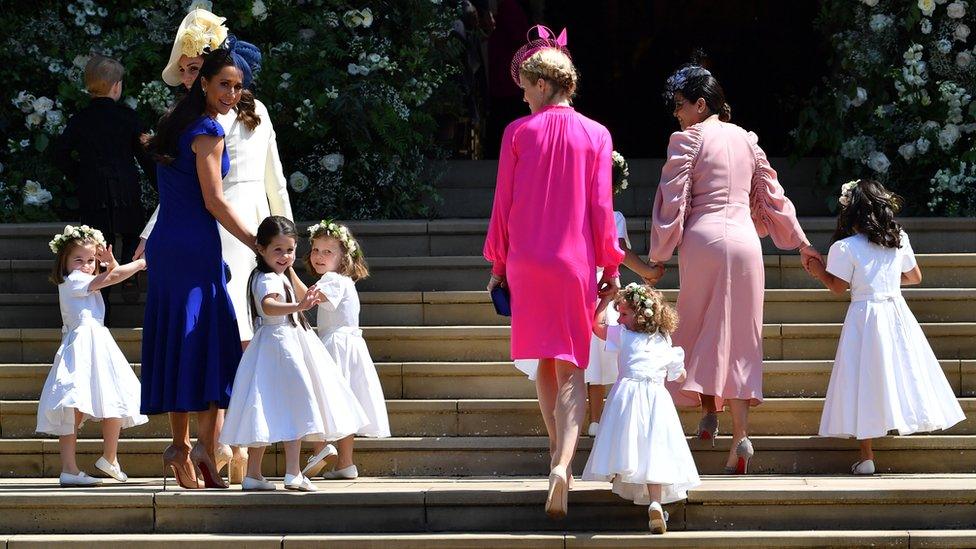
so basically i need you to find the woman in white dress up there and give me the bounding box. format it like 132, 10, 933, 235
135, 8, 292, 483
807, 179, 965, 474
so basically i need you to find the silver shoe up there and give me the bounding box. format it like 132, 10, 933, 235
697, 412, 718, 446
723, 437, 754, 474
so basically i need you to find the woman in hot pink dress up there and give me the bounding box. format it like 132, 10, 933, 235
647, 66, 821, 473
484, 27, 623, 517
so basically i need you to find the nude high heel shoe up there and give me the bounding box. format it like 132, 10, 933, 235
162, 444, 198, 490
545, 465, 569, 519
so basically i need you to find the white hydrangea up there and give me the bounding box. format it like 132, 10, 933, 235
919, 0, 936, 16
32, 96, 54, 114
939, 124, 961, 149
251, 0, 268, 21
898, 142, 917, 161
947, 1, 966, 18
921, 18, 933, 34
866, 150, 891, 173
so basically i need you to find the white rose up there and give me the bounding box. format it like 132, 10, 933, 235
947, 1, 966, 18
357, 65, 371, 76
937, 39, 953, 53
32, 96, 54, 114
916, 137, 931, 154
25, 112, 44, 128
320, 153, 345, 172
866, 151, 891, 173
956, 50, 973, 67
360, 8, 374, 27
22, 180, 53, 206
252, 0, 268, 21
956, 23, 971, 41
898, 142, 917, 161
939, 124, 961, 149
921, 18, 933, 34
343, 10, 364, 28
368, 53, 381, 64
918, 0, 936, 16
289, 171, 310, 192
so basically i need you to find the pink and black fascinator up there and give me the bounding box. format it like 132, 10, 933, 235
509, 25, 571, 85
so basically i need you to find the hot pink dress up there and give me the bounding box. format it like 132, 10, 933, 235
485, 105, 624, 370
650, 121, 807, 408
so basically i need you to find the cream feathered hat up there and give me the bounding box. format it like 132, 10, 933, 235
161, 9, 229, 87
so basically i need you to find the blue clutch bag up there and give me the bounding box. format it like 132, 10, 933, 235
491, 286, 512, 317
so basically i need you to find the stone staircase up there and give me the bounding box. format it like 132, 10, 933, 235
0, 217, 974, 545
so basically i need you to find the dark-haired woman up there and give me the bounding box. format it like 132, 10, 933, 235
647, 65, 822, 474
142, 49, 256, 489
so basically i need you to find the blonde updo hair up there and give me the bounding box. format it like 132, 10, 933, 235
519, 48, 578, 99
614, 284, 679, 335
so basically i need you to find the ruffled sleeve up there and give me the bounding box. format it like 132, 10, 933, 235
604, 325, 623, 354
898, 231, 918, 273
254, 272, 286, 302
649, 126, 703, 263
662, 333, 687, 382
748, 133, 807, 250
825, 239, 854, 283
588, 130, 625, 278
483, 122, 518, 277
187, 116, 225, 140
65, 271, 95, 298
317, 272, 347, 311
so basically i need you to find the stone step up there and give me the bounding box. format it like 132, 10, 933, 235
3, 436, 975, 478
5, 254, 975, 295
4, 219, 974, 261
2, 360, 972, 401
2, 324, 974, 364
6, 531, 975, 549
0, 476, 975, 534
3, 398, 974, 440
3, 288, 974, 328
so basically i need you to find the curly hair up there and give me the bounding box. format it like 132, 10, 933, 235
305, 227, 370, 282
49, 238, 103, 285
519, 48, 578, 100
831, 179, 904, 248
614, 284, 679, 335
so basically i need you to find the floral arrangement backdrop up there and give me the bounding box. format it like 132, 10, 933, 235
0, 0, 462, 222
794, 0, 975, 215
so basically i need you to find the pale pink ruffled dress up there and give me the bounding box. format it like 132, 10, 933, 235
649, 121, 807, 408
485, 105, 624, 369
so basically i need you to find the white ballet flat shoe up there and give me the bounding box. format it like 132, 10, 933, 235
648, 501, 669, 534
852, 459, 876, 475
284, 473, 317, 492
301, 444, 338, 478
587, 422, 599, 437
321, 465, 359, 480
94, 457, 128, 483
59, 471, 102, 487
241, 476, 276, 491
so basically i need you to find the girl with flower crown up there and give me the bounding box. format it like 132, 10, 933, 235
37, 225, 148, 487
296, 220, 391, 480
807, 179, 964, 475
582, 284, 700, 534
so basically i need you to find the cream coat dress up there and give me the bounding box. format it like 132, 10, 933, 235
142, 99, 293, 340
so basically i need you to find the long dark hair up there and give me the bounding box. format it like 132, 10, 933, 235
663, 63, 732, 122
147, 48, 239, 164
247, 216, 312, 330
831, 179, 904, 248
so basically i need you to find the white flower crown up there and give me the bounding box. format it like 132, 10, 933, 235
838, 180, 858, 207
49, 224, 106, 254
620, 282, 657, 319
308, 219, 361, 257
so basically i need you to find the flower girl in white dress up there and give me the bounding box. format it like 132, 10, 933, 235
37, 225, 148, 486
219, 216, 367, 491
298, 221, 390, 480
807, 179, 964, 475
582, 284, 700, 534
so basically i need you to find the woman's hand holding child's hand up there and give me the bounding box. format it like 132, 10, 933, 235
296, 283, 322, 311
806, 256, 827, 280
642, 263, 666, 287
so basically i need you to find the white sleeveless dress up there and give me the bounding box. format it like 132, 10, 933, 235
36, 270, 147, 436
819, 231, 965, 439
582, 326, 701, 505
316, 272, 391, 438
219, 271, 367, 446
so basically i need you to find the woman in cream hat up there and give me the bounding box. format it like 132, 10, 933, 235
136, 8, 293, 486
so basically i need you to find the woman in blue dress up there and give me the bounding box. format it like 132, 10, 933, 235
144, 48, 256, 489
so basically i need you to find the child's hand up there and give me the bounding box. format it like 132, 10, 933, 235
675, 372, 687, 383
642, 263, 665, 286
806, 256, 827, 279
296, 283, 322, 311
97, 245, 119, 270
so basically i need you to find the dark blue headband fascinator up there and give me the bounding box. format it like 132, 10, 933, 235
225, 34, 262, 88
663, 64, 711, 104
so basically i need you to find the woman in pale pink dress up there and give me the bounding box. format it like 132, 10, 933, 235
484, 27, 623, 517
647, 65, 821, 473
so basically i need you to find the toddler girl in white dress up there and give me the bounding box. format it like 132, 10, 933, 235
37, 225, 148, 486
582, 283, 700, 534
300, 220, 391, 480
807, 179, 965, 475
219, 216, 367, 491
